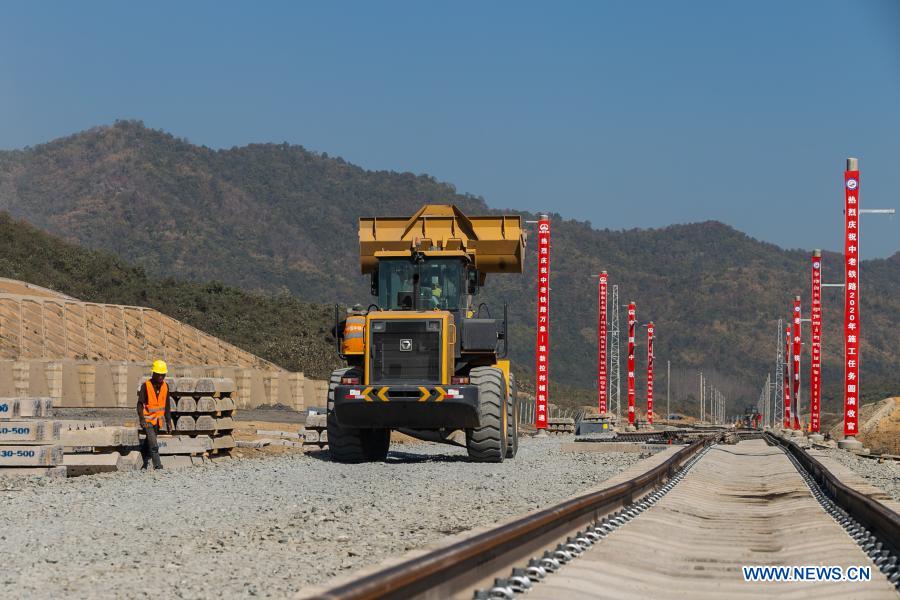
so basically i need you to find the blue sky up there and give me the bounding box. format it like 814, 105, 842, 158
2, 1, 899, 257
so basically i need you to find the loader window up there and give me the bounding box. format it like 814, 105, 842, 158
419, 260, 461, 310
378, 259, 463, 311
378, 260, 416, 311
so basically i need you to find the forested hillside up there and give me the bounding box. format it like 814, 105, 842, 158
0, 213, 339, 379
1, 121, 898, 413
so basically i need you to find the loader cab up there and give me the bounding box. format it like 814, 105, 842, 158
369, 255, 506, 370
373, 257, 476, 313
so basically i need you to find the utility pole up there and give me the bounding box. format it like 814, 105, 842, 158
666, 359, 670, 425
774, 319, 784, 429
713, 388, 720, 425
784, 325, 793, 428
699, 372, 704, 422
713, 388, 719, 425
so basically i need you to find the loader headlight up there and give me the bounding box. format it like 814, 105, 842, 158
372, 321, 386, 332
427, 320, 441, 332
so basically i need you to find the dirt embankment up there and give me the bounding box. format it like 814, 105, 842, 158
829, 397, 900, 454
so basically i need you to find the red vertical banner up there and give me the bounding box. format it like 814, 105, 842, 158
810, 253, 822, 433
646, 322, 654, 425
783, 325, 792, 429
843, 169, 860, 437
627, 302, 636, 424
597, 272, 608, 413
534, 218, 551, 429
792, 297, 802, 430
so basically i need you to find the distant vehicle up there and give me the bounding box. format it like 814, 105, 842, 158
737, 406, 762, 429
667, 414, 684, 421
329, 204, 525, 463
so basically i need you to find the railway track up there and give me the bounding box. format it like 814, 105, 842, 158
305, 432, 900, 600
575, 427, 732, 444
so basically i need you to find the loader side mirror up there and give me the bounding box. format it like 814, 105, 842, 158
370, 271, 379, 296
467, 270, 478, 295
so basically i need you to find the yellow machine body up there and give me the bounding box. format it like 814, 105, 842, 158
362, 310, 456, 386
359, 204, 525, 276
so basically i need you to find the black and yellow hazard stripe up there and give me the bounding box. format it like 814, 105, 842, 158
362, 386, 449, 402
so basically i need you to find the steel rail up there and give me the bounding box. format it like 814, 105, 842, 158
850, 452, 900, 463
765, 432, 900, 558
574, 428, 724, 443
308, 434, 720, 600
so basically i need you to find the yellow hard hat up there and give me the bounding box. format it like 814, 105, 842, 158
151, 360, 168, 375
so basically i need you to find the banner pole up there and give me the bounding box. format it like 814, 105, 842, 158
598, 272, 608, 414
809, 250, 823, 440
792, 296, 802, 430
646, 322, 654, 425
626, 302, 636, 427
839, 159, 863, 450
534, 215, 551, 430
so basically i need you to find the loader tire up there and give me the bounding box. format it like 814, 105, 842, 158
327, 368, 390, 463
466, 367, 507, 462
506, 373, 519, 458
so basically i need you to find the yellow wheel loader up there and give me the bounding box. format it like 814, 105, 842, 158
330, 204, 525, 462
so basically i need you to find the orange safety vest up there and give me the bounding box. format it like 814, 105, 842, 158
143, 380, 168, 427
341, 315, 366, 355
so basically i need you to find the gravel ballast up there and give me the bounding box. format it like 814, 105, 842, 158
817, 447, 900, 502
0, 437, 644, 599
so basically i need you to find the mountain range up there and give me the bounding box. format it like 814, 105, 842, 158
1, 120, 898, 418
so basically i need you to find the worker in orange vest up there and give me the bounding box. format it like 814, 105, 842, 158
137, 360, 174, 469
340, 305, 366, 355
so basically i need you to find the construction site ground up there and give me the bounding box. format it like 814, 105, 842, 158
829, 397, 900, 454
0, 434, 647, 599
46, 407, 425, 458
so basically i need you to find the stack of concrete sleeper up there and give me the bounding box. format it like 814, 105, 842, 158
0, 397, 141, 477
0, 397, 65, 477
547, 417, 576, 435
159, 377, 236, 468
61, 419, 142, 475
303, 411, 328, 449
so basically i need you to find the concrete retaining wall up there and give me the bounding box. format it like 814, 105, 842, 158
0, 359, 329, 411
